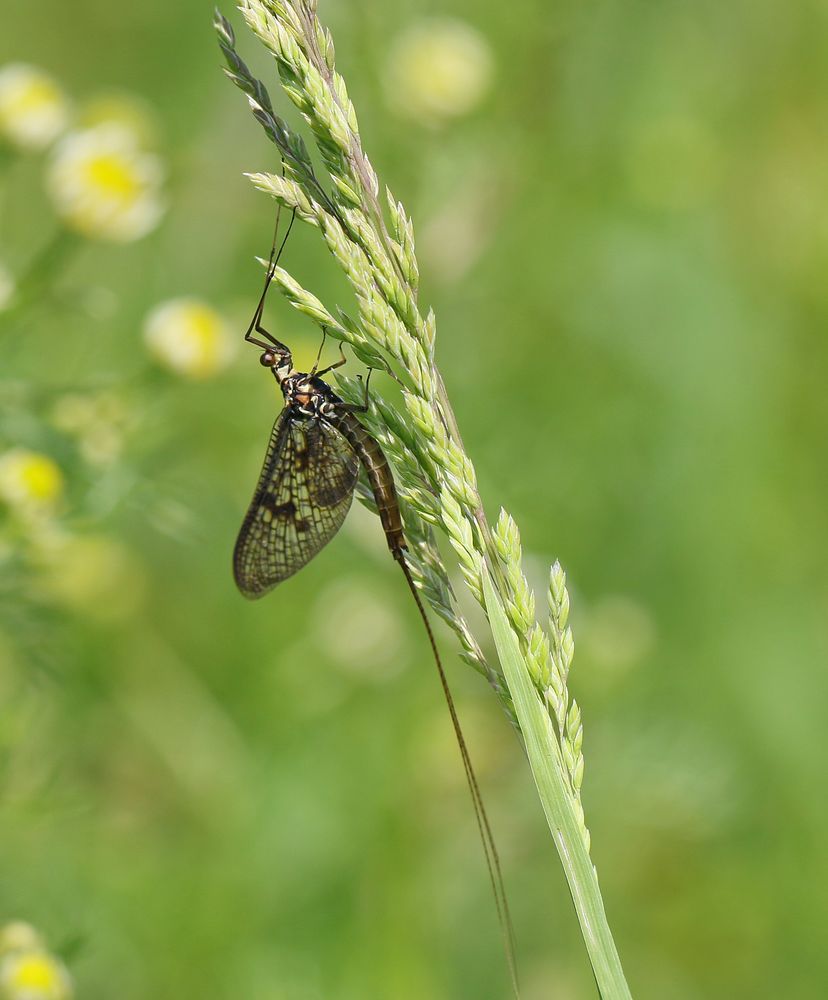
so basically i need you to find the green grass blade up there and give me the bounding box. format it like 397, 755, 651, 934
483, 568, 632, 999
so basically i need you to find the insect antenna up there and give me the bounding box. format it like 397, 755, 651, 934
395, 553, 521, 998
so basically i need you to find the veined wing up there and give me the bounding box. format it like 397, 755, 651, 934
233, 409, 359, 598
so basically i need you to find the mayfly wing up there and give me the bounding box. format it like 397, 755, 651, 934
233, 409, 360, 598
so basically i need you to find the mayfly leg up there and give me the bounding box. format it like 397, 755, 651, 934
311, 331, 370, 408
244, 196, 296, 352
311, 331, 349, 380
336, 368, 374, 413
309, 327, 328, 374
315, 348, 351, 382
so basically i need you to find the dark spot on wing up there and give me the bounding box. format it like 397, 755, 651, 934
264, 498, 296, 519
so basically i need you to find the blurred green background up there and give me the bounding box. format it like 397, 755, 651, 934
2, 0, 827, 997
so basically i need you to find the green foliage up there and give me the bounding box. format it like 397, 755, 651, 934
1, 0, 826, 997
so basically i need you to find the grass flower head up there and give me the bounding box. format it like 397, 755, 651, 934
46, 123, 165, 242
143, 297, 234, 379
0, 63, 69, 151
385, 19, 494, 125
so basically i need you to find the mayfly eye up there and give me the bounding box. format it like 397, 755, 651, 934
260, 351, 276, 367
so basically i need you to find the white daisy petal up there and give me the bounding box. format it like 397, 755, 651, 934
0, 63, 70, 150
46, 124, 165, 242
143, 297, 235, 379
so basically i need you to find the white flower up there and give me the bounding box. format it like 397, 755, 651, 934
0, 949, 73, 1000
0, 449, 64, 512
46, 124, 165, 242
143, 297, 235, 379
0, 64, 69, 151
385, 19, 494, 125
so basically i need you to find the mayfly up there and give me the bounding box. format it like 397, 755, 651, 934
233, 210, 519, 994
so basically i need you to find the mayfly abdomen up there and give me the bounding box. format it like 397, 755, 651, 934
333, 410, 406, 558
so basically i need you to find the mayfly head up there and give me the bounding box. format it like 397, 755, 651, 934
259, 345, 293, 381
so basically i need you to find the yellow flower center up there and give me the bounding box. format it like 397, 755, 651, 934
85, 153, 140, 202
0, 450, 64, 510
20, 455, 64, 503
187, 309, 224, 375
8, 953, 61, 990
6, 78, 62, 117
144, 298, 233, 379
